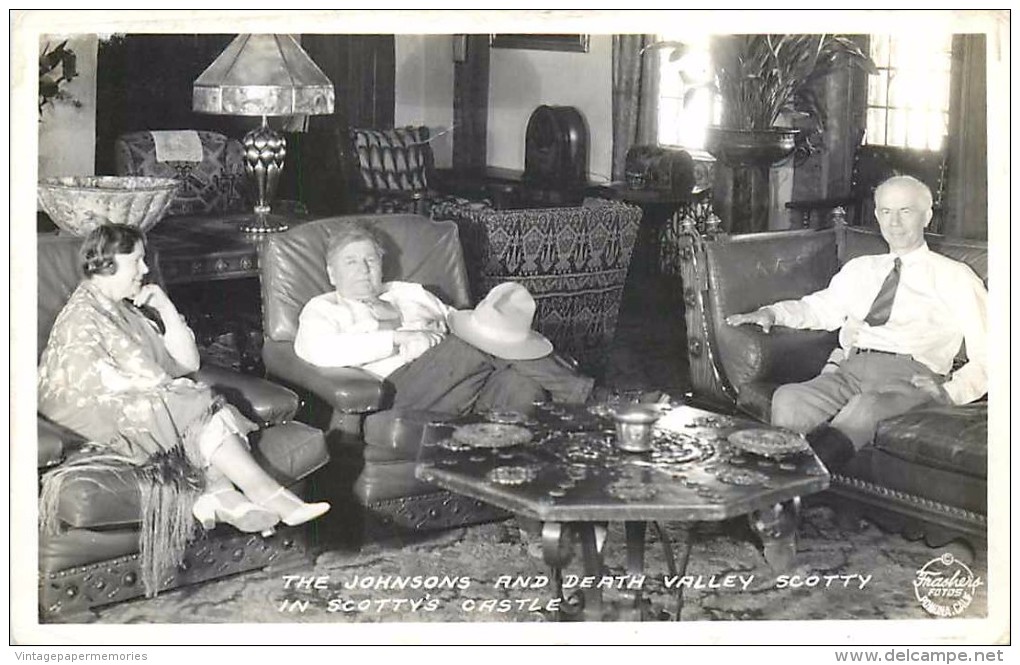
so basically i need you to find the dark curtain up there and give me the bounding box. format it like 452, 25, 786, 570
944, 34, 987, 240
295, 35, 395, 214
611, 35, 660, 181
94, 34, 242, 175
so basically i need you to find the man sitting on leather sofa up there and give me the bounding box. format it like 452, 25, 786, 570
726, 175, 987, 471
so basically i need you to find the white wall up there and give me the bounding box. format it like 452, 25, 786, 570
38, 35, 98, 177
394, 35, 455, 169
487, 35, 612, 182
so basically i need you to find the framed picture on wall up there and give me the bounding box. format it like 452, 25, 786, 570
489, 34, 590, 53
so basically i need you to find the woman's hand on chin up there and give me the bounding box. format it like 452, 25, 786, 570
133, 284, 175, 316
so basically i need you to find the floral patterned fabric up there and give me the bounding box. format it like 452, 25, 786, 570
37, 282, 255, 466
447, 199, 642, 372
114, 131, 247, 217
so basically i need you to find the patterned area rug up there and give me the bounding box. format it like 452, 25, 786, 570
90, 505, 987, 625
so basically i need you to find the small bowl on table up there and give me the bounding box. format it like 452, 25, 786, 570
611, 405, 663, 453
37, 175, 180, 236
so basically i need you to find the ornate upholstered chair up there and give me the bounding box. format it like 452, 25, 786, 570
113, 130, 248, 217
37, 234, 330, 622
346, 125, 487, 219
258, 214, 506, 535
444, 198, 643, 376
786, 144, 948, 231
348, 126, 438, 215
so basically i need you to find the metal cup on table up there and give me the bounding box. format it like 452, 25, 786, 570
611, 405, 662, 453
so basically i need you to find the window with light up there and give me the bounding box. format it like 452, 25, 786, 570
656, 34, 954, 154
655, 35, 720, 153
865, 35, 953, 151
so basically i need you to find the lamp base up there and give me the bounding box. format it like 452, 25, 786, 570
239, 212, 291, 234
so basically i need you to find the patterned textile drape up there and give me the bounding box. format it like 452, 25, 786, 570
944, 34, 987, 240
611, 35, 660, 181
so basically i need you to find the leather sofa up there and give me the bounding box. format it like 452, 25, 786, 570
37, 233, 330, 622
677, 223, 988, 549
259, 214, 506, 536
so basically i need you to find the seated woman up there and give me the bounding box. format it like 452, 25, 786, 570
38, 224, 329, 586
293, 222, 593, 414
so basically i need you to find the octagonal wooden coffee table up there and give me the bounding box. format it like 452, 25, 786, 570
415, 402, 830, 621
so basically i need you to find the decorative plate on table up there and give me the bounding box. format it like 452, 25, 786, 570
727, 428, 811, 459
452, 423, 533, 449
483, 409, 529, 424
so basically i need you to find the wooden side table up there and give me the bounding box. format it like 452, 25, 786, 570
147, 211, 311, 373
591, 183, 694, 277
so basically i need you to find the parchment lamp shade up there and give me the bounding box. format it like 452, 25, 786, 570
193, 34, 334, 232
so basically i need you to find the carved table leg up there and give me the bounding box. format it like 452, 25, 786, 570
542, 521, 611, 622
652, 521, 693, 621
618, 521, 649, 621
576, 523, 607, 621
541, 521, 581, 620
750, 498, 801, 570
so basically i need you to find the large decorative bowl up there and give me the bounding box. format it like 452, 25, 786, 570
704, 127, 800, 167
37, 176, 180, 236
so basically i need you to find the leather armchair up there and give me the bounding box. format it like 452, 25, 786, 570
259, 214, 505, 533
37, 234, 329, 622
677, 223, 988, 550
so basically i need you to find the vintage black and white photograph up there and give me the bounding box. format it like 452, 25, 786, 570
10, 9, 1009, 648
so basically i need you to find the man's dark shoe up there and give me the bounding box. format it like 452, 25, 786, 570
806, 426, 857, 473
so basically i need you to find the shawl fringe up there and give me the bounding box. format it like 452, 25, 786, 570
40, 444, 205, 598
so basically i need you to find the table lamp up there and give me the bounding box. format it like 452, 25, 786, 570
193, 34, 334, 233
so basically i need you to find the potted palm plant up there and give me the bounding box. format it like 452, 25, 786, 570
705, 34, 875, 164
713, 35, 875, 232
653, 34, 876, 232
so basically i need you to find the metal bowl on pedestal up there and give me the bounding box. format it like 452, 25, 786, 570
37, 176, 179, 236
704, 127, 799, 167
704, 127, 800, 235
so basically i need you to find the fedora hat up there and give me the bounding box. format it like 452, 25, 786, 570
449, 282, 553, 360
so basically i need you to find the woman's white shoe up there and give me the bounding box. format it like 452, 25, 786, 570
259, 487, 330, 526
192, 488, 280, 534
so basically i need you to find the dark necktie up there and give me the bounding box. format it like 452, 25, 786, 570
864, 258, 902, 326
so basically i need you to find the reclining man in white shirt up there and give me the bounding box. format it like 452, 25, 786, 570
726, 175, 987, 471
293, 222, 594, 416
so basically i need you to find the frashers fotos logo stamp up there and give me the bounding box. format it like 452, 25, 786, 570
913, 553, 983, 617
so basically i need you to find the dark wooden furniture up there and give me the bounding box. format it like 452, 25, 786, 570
522, 105, 589, 207
416, 403, 830, 621
593, 182, 706, 277
145, 210, 311, 373
785, 144, 948, 231
436, 166, 606, 211
145, 212, 312, 284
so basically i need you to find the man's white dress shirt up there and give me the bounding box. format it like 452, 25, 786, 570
765, 244, 987, 405
294, 281, 453, 378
